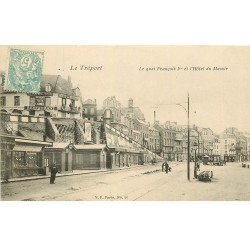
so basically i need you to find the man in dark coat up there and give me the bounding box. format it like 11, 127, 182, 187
196, 162, 200, 171
165, 162, 169, 174
162, 161, 166, 172
194, 165, 198, 179
50, 162, 58, 184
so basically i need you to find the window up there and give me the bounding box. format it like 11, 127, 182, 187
0, 96, 6, 106
14, 151, 26, 168
26, 153, 38, 168
29, 110, 35, 116
45, 84, 51, 92
21, 116, 29, 122
71, 100, 75, 108
14, 96, 20, 106
10, 115, 18, 122
62, 98, 66, 106
90, 107, 95, 114
45, 97, 51, 106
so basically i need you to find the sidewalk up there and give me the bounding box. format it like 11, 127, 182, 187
1, 163, 158, 184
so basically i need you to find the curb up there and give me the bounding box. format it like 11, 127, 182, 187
1, 163, 161, 184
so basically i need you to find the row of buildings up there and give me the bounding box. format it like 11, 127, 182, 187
82, 94, 250, 163
0, 72, 162, 179
1, 72, 249, 179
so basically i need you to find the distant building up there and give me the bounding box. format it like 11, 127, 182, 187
101, 96, 150, 149
212, 137, 221, 162
154, 121, 185, 161
103, 96, 122, 124
82, 99, 97, 121
221, 127, 248, 162
121, 98, 146, 121
100, 96, 162, 163
245, 134, 250, 161
220, 130, 237, 162
148, 126, 161, 154
200, 128, 215, 156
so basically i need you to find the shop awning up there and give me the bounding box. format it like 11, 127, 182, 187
13, 145, 42, 152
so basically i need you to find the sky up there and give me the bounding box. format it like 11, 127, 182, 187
0, 45, 249, 134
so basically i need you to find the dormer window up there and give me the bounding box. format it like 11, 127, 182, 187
45, 84, 51, 92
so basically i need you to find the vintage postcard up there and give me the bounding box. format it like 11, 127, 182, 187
0, 45, 249, 201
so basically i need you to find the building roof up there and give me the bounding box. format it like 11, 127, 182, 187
1, 74, 76, 97
121, 107, 145, 121
133, 117, 148, 126
19, 130, 53, 142
40, 75, 74, 96
83, 99, 96, 105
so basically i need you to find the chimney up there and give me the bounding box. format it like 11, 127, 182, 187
128, 98, 133, 108
154, 111, 156, 124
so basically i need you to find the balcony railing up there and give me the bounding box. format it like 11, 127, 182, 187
24, 105, 80, 114
58, 105, 80, 113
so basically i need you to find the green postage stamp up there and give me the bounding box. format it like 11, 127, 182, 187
7, 48, 44, 93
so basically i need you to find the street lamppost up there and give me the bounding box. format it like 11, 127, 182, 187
153, 93, 191, 180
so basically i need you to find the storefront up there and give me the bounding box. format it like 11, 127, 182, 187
104, 123, 163, 168
106, 146, 145, 169
210, 155, 221, 162
1, 134, 52, 179
72, 144, 106, 170
44, 142, 73, 173
224, 155, 236, 162
106, 147, 125, 169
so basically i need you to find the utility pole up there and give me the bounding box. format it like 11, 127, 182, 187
187, 93, 190, 180
152, 97, 191, 180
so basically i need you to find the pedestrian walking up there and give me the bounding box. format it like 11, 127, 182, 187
194, 165, 198, 179
162, 161, 165, 172
196, 162, 200, 171
165, 162, 169, 174
162, 160, 167, 172
50, 162, 58, 184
